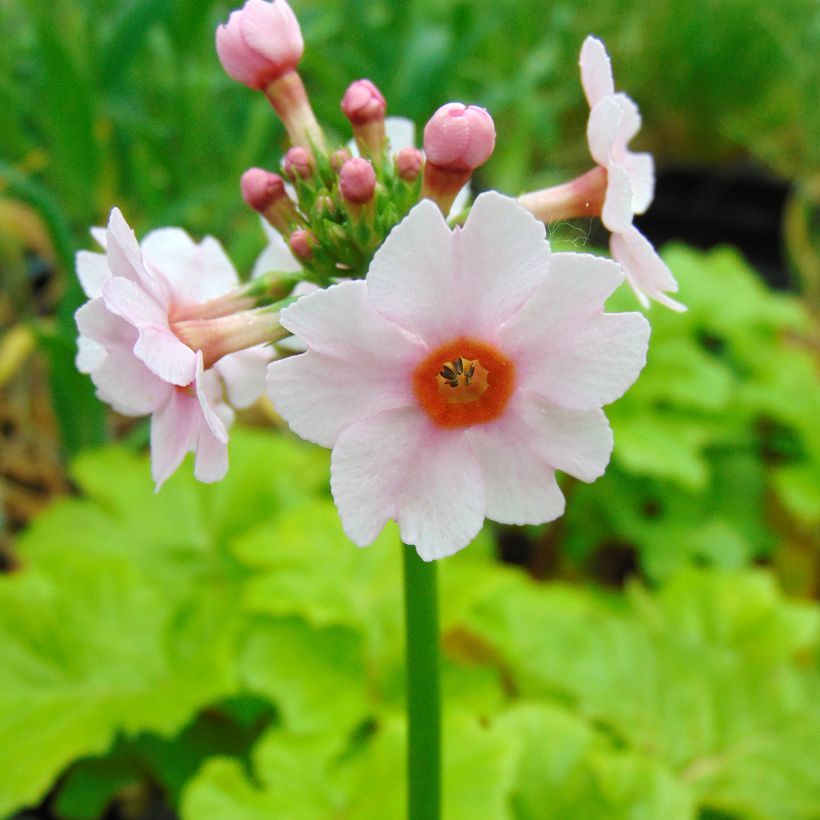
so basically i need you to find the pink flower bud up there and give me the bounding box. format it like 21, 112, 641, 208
241, 167, 286, 211
283, 146, 314, 180
423, 103, 495, 171
330, 148, 352, 172
395, 147, 424, 182
341, 79, 386, 126
315, 194, 336, 216
339, 158, 376, 205
289, 228, 315, 259
216, 0, 304, 90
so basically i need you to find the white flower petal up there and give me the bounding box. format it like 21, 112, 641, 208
133, 327, 198, 387
613, 92, 642, 145
368, 193, 548, 345
214, 346, 272, 409
106, 207, 168, 306
610, 226, 686, 312
385, 116, 416, 152
619, 152, 655, 214
601, 162, 634, 234
76, 335, 106, 373
586, 95, 622, 167
151, 389, 199, 490
498, 252, 650, 409
267, 349, 415, 448
195, 353, 229, 444
579, 36, 615, 109
141, 229, 239, 305
76, 250, 110, 298
517, 391, 613, 481
102, 274, 168, 329
193, 421, 229, 484
465, 406, 565, 525
330, 407, 484, 559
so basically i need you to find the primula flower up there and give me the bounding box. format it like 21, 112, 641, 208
579, 36, 685, 311
267, 193, 649, 560
75, 209, 273, 488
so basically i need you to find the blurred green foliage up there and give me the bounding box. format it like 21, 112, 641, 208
1, 429, 818, 819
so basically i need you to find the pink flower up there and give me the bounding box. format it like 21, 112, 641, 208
267, 193, 649, 560
580, 36, 685, 311
75, 209, 272, 488
216, 0, 303, 90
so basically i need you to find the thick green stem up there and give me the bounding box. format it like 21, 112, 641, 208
403, 545, 441, 820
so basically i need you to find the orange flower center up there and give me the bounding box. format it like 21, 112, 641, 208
412, 337, 515, 428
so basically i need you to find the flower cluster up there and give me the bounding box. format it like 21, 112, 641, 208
75, 0, 680, 558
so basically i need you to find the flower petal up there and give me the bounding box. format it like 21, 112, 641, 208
267, 349, 415, 448
193, 422, 229, 484
610, 226, 686, 312
601, 161, 634, 233
516, 391, 613, 481
368, 193, 548, 345
134, 326, 197, 386
76, 250, 110, 298
330, 407, 484, 559
214, 346, 272, 409
151, 389, 199, 490
498, 252, 650, 409
619, 152, 654, 214
579, 35, 614, 108
586, 95, 622, 167
195, 353, 230, 444
613, 92, 642, 145
385, 116, 416, 153
101, 274, 168, 329
465, 406, 565, 525
141, 228, 239, 305
106, 207, 168, 306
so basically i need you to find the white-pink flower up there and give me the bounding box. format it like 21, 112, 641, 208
580, 35, 685, 311
267, 193, 649, 560
75, 209, 271, 488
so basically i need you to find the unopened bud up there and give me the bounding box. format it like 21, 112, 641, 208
421, 102, 495, 214
315, 195, 336, 216
330, 148, 351, 172
240, 168, 301, 233
423, 103, 495, 171
339, 157, 376, 205
342, 79, 387, 160
395, 147, 424, 182
289, 228, 315, 259
216, 0, 304, 90
341, 79, 386, 125
284, 146, 314, 181
241, 167, 286, 211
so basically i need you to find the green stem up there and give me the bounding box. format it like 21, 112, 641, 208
403, 545, 441, 820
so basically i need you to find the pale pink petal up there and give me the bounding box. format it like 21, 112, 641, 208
214, 346, 272, 409
267, 350, 415, 448
601, 162, 634, 234
133, 326, 197, 386
619, 152, 654, 214
610, 227, 686, 312
151, 389, 199, 490
106, 208, 168, 306
252, 219, 302, 278
141, 229, 239, 306
516, 391, 613, 481
76, 250, 110, 298
93, 350, 170, 416
193, 422, 229, 484
194, 353, 229, 444
76, 335, 106, 373
216, 10, 273, 87
101, 274, 168, 329
90, 226, 107, 249
239, 0, 303, 67
366, 199, 455, 344
465, 407, 565, 525
498, 252, 650, 409
75, 297, 134, 348
368, 193, 548, 345
579, 36, 614, 108
330, 407, 484, 559
586, 95, 622, 167
279, 280, 424, 361
613, 92, 642, 145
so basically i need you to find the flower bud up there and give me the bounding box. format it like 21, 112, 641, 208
341, 79, 386, 126
240, 168, 301, 233
339, 157, 376, 205
283, 146, 314, 181
342, 79, 387, 160
216, 0, 303, 90
289, 228, 315, 259
423, 103, 495, 172
395, 147, 424, 182
241, 167, 286, 211
330, 148, 352, 172
421, 102, 495, 214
